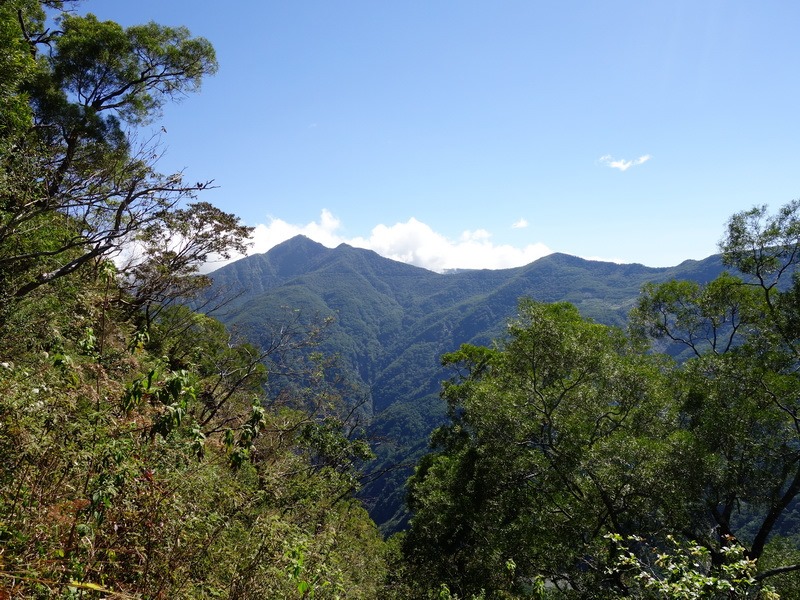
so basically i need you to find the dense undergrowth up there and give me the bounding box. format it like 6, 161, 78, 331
0, 1, 390, 596
0, 262, 389, 598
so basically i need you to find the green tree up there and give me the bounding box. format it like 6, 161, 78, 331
0, 4, 391, 598
120, 201, 252, 326
404, 300, 674, 598
0, 3, 232, 303
404, 199, 800, 596
607, 534, 779, 599
630, 201, 800, 590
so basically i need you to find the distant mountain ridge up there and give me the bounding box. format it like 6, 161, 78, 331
208, 235, 727, 531
212, 235, 723, 325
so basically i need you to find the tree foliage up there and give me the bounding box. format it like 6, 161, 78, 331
401, 202, 800, 598
403, 301, 675, 597
0, 295, 388, 597
607, 534, 779, 599
630, 202, 800, 585
0, 1, 248, 306
0, 3, 389, 598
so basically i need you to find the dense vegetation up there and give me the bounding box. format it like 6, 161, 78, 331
209, 237, 728, 532
401, 204, 800, 598
2, 2, 800, 599
0, 2, 386, 597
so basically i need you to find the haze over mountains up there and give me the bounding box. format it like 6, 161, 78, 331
208, 235, 727, 530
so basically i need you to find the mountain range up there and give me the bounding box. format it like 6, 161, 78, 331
208, 235, 727, 532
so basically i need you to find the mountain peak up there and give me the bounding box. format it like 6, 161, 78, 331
265, 235, 329, 273
272, 234, 327, 254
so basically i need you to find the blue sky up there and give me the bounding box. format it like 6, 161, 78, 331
95, 1, 800, 271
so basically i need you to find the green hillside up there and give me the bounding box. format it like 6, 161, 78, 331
208, 237, 728, 531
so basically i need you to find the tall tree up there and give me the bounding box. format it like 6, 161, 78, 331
0, 4, 392, 598
404, 300, 674, 598
403, 203, 800, 597
0, 3, 247, 304
630, 200, 800, 586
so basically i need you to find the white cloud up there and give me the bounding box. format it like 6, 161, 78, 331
599, 154, 652, 171
460, 228, 492, 242
247, 208, 343, 254
210, 210, 553, 273
349, 220, 551, 271
199, 209, 343, 272
581, 254, 628, 264
512, 218, 528, 229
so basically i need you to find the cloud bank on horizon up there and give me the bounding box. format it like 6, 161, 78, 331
207, 210, 553, 273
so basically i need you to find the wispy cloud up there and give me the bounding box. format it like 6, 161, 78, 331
207, 210, 553, 273
599, 154, 652, 172
511, 218, 528, 229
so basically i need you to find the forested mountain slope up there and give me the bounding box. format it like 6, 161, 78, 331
209, 236, 727, 530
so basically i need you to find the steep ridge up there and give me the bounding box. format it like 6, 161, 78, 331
209, 235, 333, 300
207, 236, 727, 531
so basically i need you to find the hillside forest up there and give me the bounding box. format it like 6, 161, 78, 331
2, 2, 800, 598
